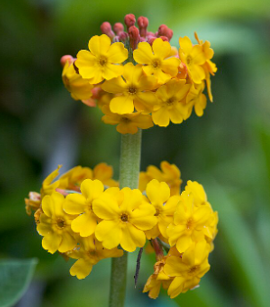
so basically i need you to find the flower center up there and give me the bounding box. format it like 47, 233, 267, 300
128, 87, 137, 95
186, 218, 193, 230
121, 117, 131, 123
166, 97, 175, 105
120, 213, 129, 222
99, 56, 107, 66
56, 218, 66, 229
154, 208, 160, 217
188, 265, 199, 275
152, 59, 161, 68
186, 55, 192, 65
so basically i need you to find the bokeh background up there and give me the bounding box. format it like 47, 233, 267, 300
1, 0, 270, 306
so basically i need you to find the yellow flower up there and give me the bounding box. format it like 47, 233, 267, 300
194, 32, 217, 102
93, 187, 157, 252
40, 165, 61, 198
92, 163, 118, 187
145, 180, 181, 239
167, 188, 214, 253
37, 193, 77, 254
63, 179, 104, 237
139, 161, 182, 195
76, 34, 128, 84
186, 83, 207, 118
69, 236, 123, 279
143, 257, 172, 299
179, 36, 206, 84
184, 180, 208, 206
151, 79, 191, 127
101, 104, 153, 134
62, 58, 93, 102
164, 241, 210, 298
102, 63, 157, 114
133, 38, 180, 84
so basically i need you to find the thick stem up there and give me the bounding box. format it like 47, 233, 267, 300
109, 129, 142, 307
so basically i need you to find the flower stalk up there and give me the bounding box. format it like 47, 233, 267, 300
109, 129, 142, 307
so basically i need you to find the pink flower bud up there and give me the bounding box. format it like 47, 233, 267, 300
113, 22, 124, 35
148, 36, 156, 45
119, 31, 129, 43
159, 35, 169, 42
137, 16, 149, 37
124, 14, 136, 29
128, 26, 140, 50
60, 55, 74, 66
158, 24, 173, 41
100, 22, 115, 39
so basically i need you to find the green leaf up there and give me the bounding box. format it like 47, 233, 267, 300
0, 259, 38, 307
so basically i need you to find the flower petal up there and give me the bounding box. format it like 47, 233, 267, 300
89, 34, 111, 56
64, 194, 86, 215
42, 232, 62, 254
133, 42, 153, 64
58, 231, 77, 253
95, 220, 122, 249
110, 95, 134, 114
71, 213, 97, 237
107, 42, 128, 63
70, 258, 93, 279
92, 193, 120, 219
120, 223, 145, 252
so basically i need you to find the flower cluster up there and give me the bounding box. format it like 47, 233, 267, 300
61, 14, 217, 134
25, 161, 218, 298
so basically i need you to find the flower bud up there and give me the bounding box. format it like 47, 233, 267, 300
119, 31, 129, 43
60, 55, 74, 66
137, 16, 149, 37
158, 24, 173, 41
100, 22, 115, 39
128, 26, 140, 50
113, 22, 124, 35
159, 35, 169, 42
124, 13, 136, 29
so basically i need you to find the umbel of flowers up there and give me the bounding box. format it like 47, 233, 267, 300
25, 14, 218, 305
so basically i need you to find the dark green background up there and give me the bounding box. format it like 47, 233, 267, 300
1, 0, 270, 306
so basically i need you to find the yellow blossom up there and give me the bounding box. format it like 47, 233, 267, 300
151, 79, 191, 127
186, 83, 207, 118
139, 161, 182, 195
76, 34, 128, 84
101, 105, 153, 134
145, 180, 181, 239
194, 32, 217, 102
37, 193, 77, 254
93, 187, 157, 252
179, 36, 206, 84
62, 58, 93, 102
102, 63, 157, 114
143, 256, 172, 299
164, 241, 210, 298
69, 236, 123, 279
63, 179, 104, 237
134, 38, 180, 84
167, 188, 214, 253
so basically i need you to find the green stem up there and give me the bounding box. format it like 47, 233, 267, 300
109, 129, 142, 307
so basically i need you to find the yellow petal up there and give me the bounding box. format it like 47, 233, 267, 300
120, 223, 145, 252
81, 179, 104, 200
70, 258, 93, 279
107, 42, 128, 63
89, 34, 111, 56
110, 95, 134, 114
116, 122, 138, 134
103, 63, 124, 81
92, 193, 120, 219
64, 194, 86, 215
130, 204, 157, 230
42, 233, 61, 254
146, 179, 170, 205
95, 220, 122, 249
152, 38, 171, 59
161, 57, 180, 76
71, 213, 97, 237
167, 276, 185, 298
133, 42, 153, 64
102, 77, 127, 94
176, 235, 193, 253
58, 231, 76, 253
179, 36, 193, 54
75, 50, 96, 79
152, 107, 170, 127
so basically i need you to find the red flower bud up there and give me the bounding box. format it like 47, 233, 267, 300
124, 14, 136, 29
128, 26, 140, 50
100, 22, 115, 39
159, 36, 169, 42
137, 16, 149, 37
158, 24, 173, 41
113, 22, 124, 35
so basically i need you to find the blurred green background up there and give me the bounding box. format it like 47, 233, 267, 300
1, 0, 270, 306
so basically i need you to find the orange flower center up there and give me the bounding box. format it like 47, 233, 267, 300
188, 265, 199, 275
152, 58, 161, 68
186, 218, 193, 230
186, 55, 192, 65
128, 87, 137, 95
99, 56, 107, 66
56, 218, 66, 229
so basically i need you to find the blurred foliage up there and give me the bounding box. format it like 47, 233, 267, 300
0, 0, 270, 306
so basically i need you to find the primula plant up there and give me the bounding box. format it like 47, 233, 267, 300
25, 14, 218, 306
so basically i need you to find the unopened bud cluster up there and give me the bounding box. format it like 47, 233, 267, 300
25, 161, 218, 299
61, 14, 217, 134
